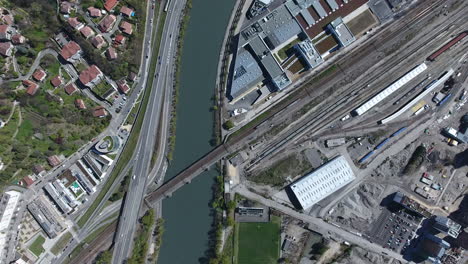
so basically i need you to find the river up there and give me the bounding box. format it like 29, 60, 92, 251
157, 0, 235, 263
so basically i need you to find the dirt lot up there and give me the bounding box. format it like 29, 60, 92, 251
347, 9, 378, 36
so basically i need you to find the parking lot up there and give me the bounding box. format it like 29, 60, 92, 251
368, 208, 421, 253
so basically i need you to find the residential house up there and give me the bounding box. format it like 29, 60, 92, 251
80, 26, 95, 39
98, 15, 116, 32
60, 41, 82, 62
113, 34, 126, 46
64, 83, 78, 95
0, 42, 13, 57
116, 79, 130, 94
0, 12, 13, 25
32, 69, 47, 82
93, 106, 108, 118
105, 47, 117, 60
104, 0, 118, 12
23, 80, 39, 96
128, 72, 137, 82
32, 165, 45, 175
120, 6, 134, 17
0, 24, 11, 40
87, 7, 102, 18
60, 2, 72, 14
119, 21, 133, 35
68, 17, 83, 30
22, 176, 34, 187
75, 99, 86, 109
79, 65, 103, 88
47, 155, 61, 167
91, 35, 106, 49
50, 76, 63, 87
11, 34, 25, 44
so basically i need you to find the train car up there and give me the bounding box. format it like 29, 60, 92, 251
359, 151, 374, 163
427, 32, 468, 61
437, 93, 452, 106
391, 127, 407, 137
375, 138, 390, 150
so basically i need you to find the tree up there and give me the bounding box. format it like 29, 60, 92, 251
223, 120, 234, 130
95, 250, 112, 264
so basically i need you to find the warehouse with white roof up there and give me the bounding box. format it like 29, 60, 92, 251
288, 156, 355, 210
353, 63, 428, 116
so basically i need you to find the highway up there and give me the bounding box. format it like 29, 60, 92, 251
111, 0, 186, 262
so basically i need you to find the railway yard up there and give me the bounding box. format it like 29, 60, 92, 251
220, 0, 468, 263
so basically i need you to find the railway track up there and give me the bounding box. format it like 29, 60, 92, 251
245, 0, 467, 169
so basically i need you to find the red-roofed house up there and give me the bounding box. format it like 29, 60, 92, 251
22, 176, 34, 187
87, 7, 102, 17
0, 24, 11, 40
75, 99, 86, 109
104, 0, 118, 11
105, 47, 117, 60
91, 35, 106, 49
79, 65, 103, 88
113, 34, 126, 46
98, 15, 116, 32
120, 6, 134, 17
60, 41, 82, 62
11, 34, 25, 44
117, 79, 130, 94
0, 42, 13, 57
68, 17, 83, 30
60, 1, 72, 14
93, 106, 108, 118
119, 21, 133, 35
23, 80, 39, 96
80, 26, 95, 39
47, 155, 61, 167
64, 83, 78, 95
33, 69, 46, 82
50, 76, 63, 87
0, 14, 13, 25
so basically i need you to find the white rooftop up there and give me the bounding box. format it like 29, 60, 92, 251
289, 156, 355, 209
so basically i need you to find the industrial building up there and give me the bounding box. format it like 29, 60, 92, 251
415, 234, 451, 263
433, 216, 462, 238
295, 39, 324, 69
288, 156, 355, 210
353, 63, 428, 116
229, 0, 371, 102
327, 17, 356, 47
229, 4, 301, 102
391, 192, 432, 218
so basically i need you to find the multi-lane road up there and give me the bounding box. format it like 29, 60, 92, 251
111, 0, 187, 262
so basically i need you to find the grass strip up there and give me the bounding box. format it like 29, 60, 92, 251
29, 235, 45, 257
51, 232, 72, 255
77, 4, 165, 228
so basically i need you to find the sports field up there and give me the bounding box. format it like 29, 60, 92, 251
235, 215, 281, 264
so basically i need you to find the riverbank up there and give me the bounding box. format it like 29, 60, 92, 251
156, 0, 236, 262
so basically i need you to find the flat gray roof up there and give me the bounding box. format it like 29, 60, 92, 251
312, 0, 327, 18
230, 49, 264, 99
249, 36, 284, 79
300, 9, 315, 26
296, 39, 323, 68
239, 4, 301, 48
326, 0, 339, 10
328, 17, 355, 47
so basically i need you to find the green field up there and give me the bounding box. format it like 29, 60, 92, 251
29, 235, 45, 256
236, 216, 281, 264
